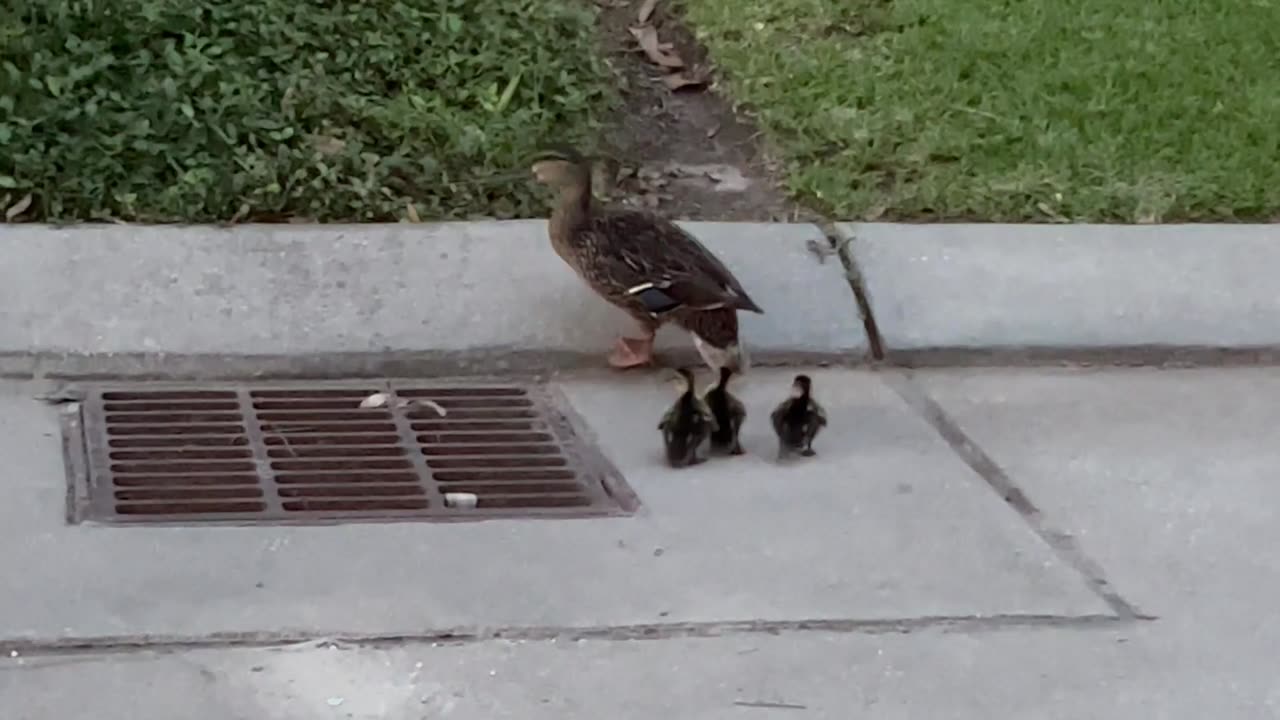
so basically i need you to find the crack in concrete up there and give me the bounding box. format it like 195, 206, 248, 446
0, 612, 1146, 659
809, 221, 887, 362
885, 372, 1147, 620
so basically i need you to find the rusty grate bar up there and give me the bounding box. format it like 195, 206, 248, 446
67, 379, 636, 525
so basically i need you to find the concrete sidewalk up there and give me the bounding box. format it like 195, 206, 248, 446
5, 365, 1279, 718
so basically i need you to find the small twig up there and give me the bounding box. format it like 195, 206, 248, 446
804, 235, 851, 264
266, 431, 298, 458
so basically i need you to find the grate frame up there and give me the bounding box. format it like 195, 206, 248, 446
65, 378, 638, 526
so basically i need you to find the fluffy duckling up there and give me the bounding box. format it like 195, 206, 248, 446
770, 374, 827, 459
703, 366, 746, 456
531, 148, 764, 372
658, 367, 718, 468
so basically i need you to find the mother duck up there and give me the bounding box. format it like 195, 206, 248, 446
531, 148, 764, 371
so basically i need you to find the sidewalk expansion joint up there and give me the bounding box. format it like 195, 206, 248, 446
0, 613, 1150, 659
885, 372, 1145, 621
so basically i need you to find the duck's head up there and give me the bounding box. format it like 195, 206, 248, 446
530, 147, 590, 189
790, 374, 812, 398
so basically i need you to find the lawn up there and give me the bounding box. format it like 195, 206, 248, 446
0, 0, 613, 223
682, 0, 1280, 222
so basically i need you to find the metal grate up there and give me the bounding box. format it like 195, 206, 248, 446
65, 380, 636, 525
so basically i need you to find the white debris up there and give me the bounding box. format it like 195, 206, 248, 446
403, 398, 447, 416
444, 492, 478, 510
359, 393, 389, 409
326, 697, 345, 707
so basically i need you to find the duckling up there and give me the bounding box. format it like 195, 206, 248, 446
703, 365, 746, 455
658, 367, 718, 467
770, 374, 827, 459
530, 148, 764, 372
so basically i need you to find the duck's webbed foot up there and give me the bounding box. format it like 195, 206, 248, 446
608, 333, 655, 369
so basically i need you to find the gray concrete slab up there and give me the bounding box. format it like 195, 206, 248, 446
1, 222, 866, 369
8, 366, 1280, 720
916, 367, 1280, 619
5, 623, 1274, 720
0, 368, 1105, 644
914, 367, 1280, 711
839, 223, 1280, 352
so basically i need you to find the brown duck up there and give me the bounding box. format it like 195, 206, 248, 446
530, 148, 764, 370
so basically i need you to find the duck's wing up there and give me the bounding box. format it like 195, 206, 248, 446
592, 211, 764, 315
769, 399, 789, 436
693, 397, 720, 431
809, 398, 829, 426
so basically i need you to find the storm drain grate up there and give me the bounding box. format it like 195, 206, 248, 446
65, 380, 636, 524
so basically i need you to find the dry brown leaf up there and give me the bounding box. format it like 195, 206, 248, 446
663, 71, 708, 91
637, 0, 658, 24
5, 193, 32, 221
310, 134, 347, 156
229, 202, 251, 224
628, 25, 684, 68
406, 202, 421, 223
1036, 201, 1067, 222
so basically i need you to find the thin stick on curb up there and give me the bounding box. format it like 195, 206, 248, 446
810, 220, 886, 361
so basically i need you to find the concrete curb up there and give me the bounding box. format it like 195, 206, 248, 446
5, 220, 1279, 378
1, 221, 867, 377
836, 222, 1280, 364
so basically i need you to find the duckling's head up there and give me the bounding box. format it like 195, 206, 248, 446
669, 367, 696, 395
790, 374, 812, 398
530, 147, 590, 189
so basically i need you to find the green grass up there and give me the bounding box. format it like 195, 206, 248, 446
683, 0, 1280, 222
0, 0, 613, 222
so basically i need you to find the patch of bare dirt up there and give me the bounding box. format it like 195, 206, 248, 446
589, 0, 808, 222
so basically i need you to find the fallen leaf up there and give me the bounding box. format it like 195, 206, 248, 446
406, 202, 421, 223
309, 134, 346, 156
629, 25, 684, 68
1036, 201, 1067, 223
705, 123, 721, 138
229, 202, 251, 224
5, 192, 32, 221
637, 0, 658, 24
662, 71, 707, 91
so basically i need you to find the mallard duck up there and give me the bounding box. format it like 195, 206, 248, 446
658, 367, 718, 467
703, 365, 746, 455
770, 374, 827, 459
530, 148, 764, 371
